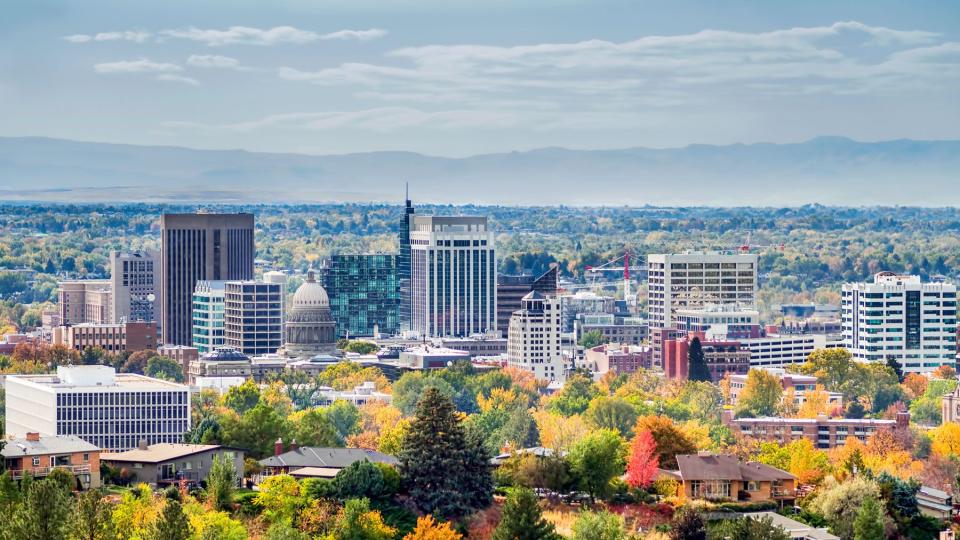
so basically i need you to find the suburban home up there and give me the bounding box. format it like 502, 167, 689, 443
490, 446, 565, 467
658, 453, 796, 504
258, 441, 397, 480
100, 442, 244, 487
743, 512, 839, 540
1, 432, 100, 489
917, 485, 953, 519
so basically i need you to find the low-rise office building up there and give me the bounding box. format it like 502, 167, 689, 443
314, 382, 392, 406
728, 368, 843, 409
5, 365, 190, 452
58, 279, 113, 325
1, 432, 101, 489
101, 442, 244, 487
399, 346, 471, 369
723, 409, 909, 449
585, 343, 652, 374
574, 314, 649, 346
739, 334, 844, 368
53, 321, 157, 353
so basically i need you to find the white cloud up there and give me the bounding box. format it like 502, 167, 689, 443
187, 54, 241, 69
94, 58, 182, 73
64, 31, 151, 43
161, 26, 304, 46
320, 28, 387, 41
157, 74, 200, 86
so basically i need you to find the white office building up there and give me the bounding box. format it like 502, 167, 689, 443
740, 334, 844, 368
842, 272, 957, 372
647, 252, 758, 329
192, 280, 225, 354
409, 216, 496, 337
5, 365, 190, 452
508, 291, 565, 382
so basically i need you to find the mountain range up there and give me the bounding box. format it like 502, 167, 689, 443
0, 136, 957, 206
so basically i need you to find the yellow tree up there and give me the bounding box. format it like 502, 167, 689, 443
797, 385, 831, 418
930, 423, 960, 458
533, 410, 590, 451
404, 515, 463, 540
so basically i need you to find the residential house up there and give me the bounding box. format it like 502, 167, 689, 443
1, 433, 100, 489
259, 442, 397, 480
100, 442, 244, 487
658, 453, 796, 504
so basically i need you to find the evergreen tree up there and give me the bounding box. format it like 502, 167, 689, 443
886, 357, 903, 382
460, 425, 494, 511
207, 453, 237, 511
687, 338, 711, 382
0, 470, 21, 515
334, 460, 385, 500
853, 495, 884, 540
399, 387, 492, 519
68, 489, 115, 540
8, 478, 72, 540
491, 488, 558, 540
147, 499, 192, 540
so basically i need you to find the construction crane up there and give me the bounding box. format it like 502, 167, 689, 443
584, 251, 645, 301
734, 232, 785, 253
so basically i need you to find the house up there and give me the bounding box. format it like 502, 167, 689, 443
258, 441, 397, 480
658, 453, 796, 504
743, 512, 839, 540
100, 442, 244, 487
490, 446, 565, 466
917, 485, 953, 519
1, 432, 100, 489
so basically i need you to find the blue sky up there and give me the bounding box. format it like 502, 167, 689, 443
1, 0, 958, 156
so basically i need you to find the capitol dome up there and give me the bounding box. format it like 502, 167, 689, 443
292, 271, 329, 308
284, 270, 337, 358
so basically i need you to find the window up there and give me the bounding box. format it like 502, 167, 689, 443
32, 457, 40, 466
83, 453, 90, 462
746, 481, 760, 491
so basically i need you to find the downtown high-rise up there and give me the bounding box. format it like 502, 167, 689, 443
160, 213, 255, 346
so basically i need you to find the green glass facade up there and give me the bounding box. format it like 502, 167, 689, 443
321, 254, 400, 338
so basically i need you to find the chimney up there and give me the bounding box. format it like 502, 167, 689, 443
274, 438, 283, 456
896, 410, 911, 430
25, 432, 40, 442
138, 439, 149, 451
290, 439, 298, 451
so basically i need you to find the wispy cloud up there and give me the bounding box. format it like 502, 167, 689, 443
157, 74, 200, 86
187, 54, 241, 69
158, 26, 385, 46
63, 31, 151, 43
94, 58, 182, 73
162, 107, 516, 133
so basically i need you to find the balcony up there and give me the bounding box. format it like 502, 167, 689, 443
8, 464, 91, 479
772, 489, 796, 498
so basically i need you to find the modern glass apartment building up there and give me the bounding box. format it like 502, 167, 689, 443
842, 272, 957, 373
192, 280, 225, 354
5, 366, 190, 452
321, 254, 399, 338
409, 216, 496, 337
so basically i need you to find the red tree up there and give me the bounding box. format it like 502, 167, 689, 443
625, 430, 659, 489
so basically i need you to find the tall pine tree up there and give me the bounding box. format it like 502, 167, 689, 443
687, 337, 711, 382
492, 488, 558, 540
8, 478, 72, 540
853, 495, 884, 540
147, 499, 192, 540
399, 387, 492, 519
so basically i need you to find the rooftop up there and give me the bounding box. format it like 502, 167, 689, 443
1, 435, 99, 458
6, 365, 187, 391
260, 447, 397, 469
673, 453, 794, 482
101, 443, 226, 463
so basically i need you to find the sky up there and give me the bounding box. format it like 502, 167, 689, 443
1, 0, 958, 157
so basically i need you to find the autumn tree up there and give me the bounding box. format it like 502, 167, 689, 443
735, 369, 782, 418
633, 415, 697, 469
625, 430, 659, 489
796, 385, 831, 418
547, 373, 600, 417
330, 498, 396, 540
68, 490, 115, 540
668, 509, 705, 540
584, 397, 638, 437
404, 515, 463, 540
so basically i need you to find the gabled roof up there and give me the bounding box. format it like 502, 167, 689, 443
259, 447, 397, 469
673, 454, 794, 482
1, 435, 99, 458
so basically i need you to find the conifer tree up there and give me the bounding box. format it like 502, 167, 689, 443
0, 470, 21, 515
853, 495, 884, 540
147, 499, 192, 540
399, 387, 492, 519
68, 489, 115, 540
491, 488, 558, 540
687, 337, 711, 382
8, 478, 72, 540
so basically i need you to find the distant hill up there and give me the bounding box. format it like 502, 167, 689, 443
0, 136, 957, 205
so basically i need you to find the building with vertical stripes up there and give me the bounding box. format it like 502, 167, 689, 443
409, 216, 496, 337
160, 213, 254, 346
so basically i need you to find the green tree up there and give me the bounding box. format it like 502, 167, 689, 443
392, 372, 456, 416
9, 478, 72, 540
547, 373, 599, 417
327, 400, 361, 443
578, 330, 606, 350
290, 407, 340, 447
344, 341, 379, 355
147, 499, 191, 540
265, 522, 309, 540
584, 397, 638, 437
687, 337, 711, 382
568, 429, 626, 501
47, 466, 76, 492
735, 369, 783, 418
334, 460, 385, 500
0, 470, 22, 515
145, 356, 185, 383
709, 516, 790, 540
67, 490, 115, 540
572, 510, 626, 540
331, 498, 396, 540
398, 387, 492, 519
254, 474, 302, 524
223, 380, 261, 414
222, 401, 287, 458
207, 453, 237, 512
492, 488, 559, 540
853, 496, 884, 540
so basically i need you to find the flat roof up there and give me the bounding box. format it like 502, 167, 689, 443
6, 372, 188, 392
